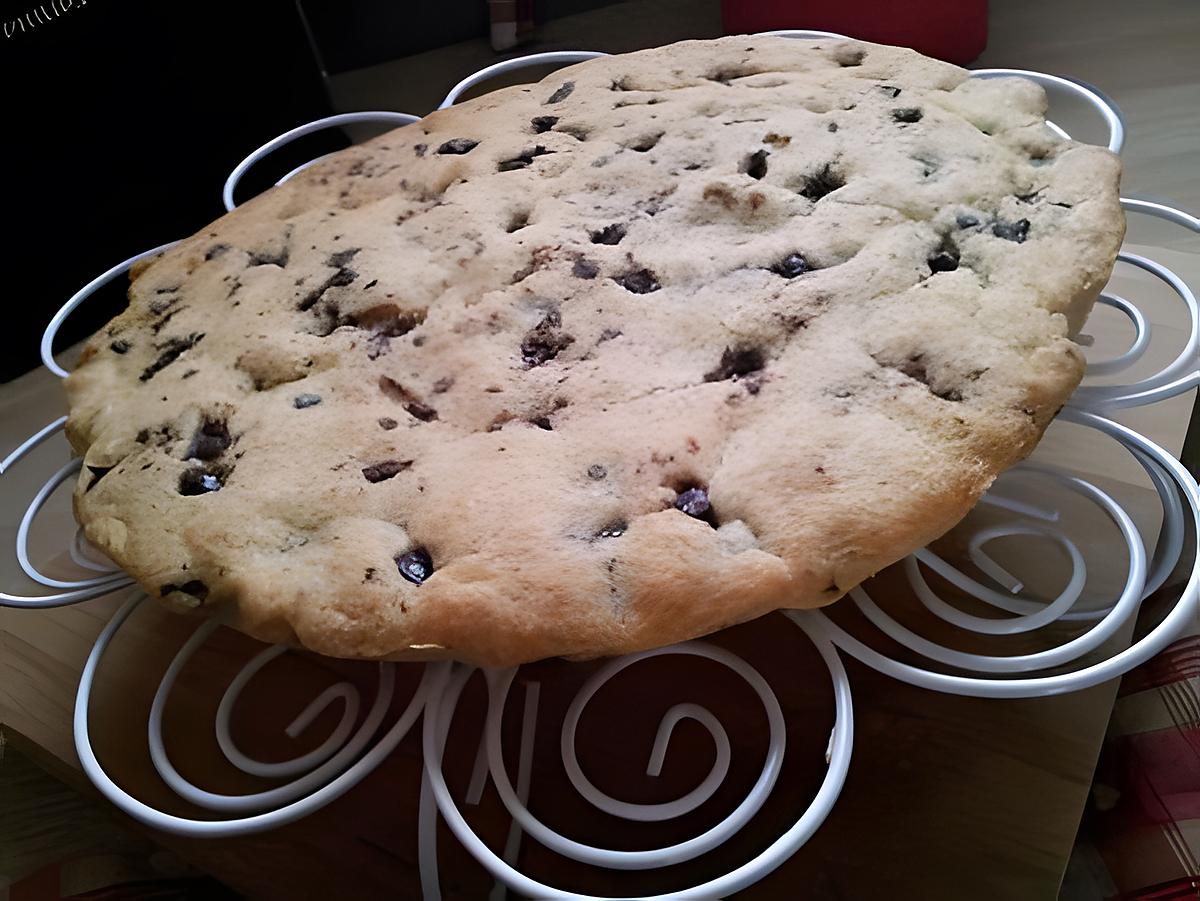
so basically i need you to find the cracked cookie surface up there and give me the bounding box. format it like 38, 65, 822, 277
65, 36, 1124, 666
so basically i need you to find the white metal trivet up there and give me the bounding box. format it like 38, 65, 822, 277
4, 30, 1199, 899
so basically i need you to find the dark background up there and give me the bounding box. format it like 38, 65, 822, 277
0, 0, 621, 382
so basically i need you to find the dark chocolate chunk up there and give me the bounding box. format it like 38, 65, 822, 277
769, 252, 810, 279
436, 138, 479, 155
396, 548, 434, 584
521, 313, 575, 366
187, 418, 231, 461
378, 417, 399, 430
705, 345, 765, 382
379, 376, 439, 421
572, 257, 599, 279
293, 393, 322, 408
587, 464, 608, 480
498, 145, 554, 172
179, 466, 226, 496
326, 248, 357, 269
826, 122, 839, 132
531, 115, 559, 133
891, 107, 923, 123
590, 223, 627, 245
992, 218, 1031, 243
140, 333, 203, 382
674, 487, 711, 518
741, 149, 769, 180
797, 163, 844, 201
613, 268, 661, 294
545, 81, 575, 104
110, 339, 131, 354
928, 251, 959, 273
362, 459, 412, 483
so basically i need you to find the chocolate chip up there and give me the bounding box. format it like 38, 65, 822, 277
928, 251, 959, 272
826, 122, 838, 132
299, 264, 359, 312
436, 138, 479, 155
293, 393, 322, 408
187, 418, 231, 461
597, 522, 626, 538
797, 163, 844, 201
892, 108, 923, 123
378, 417, 399, 430
521, 313, 575, 366
379, 376, 438, 421
110, 339, 131, 354
878, 85, 901, 98
992, 218, 1031, 243
705, 346, 765, 382
588, 464, 607, 480
326, 247, 361, 268
590, 223, 626, 245
364, 279, 378, 290
531, 115, 559, 133
531, 416, 553, 430
396, 548, 434, 584
160, 579, 209, 601
546, 81, 575, 104
572, 257, 599, 279
85, 465, 113, 492
956, 213, 980, 229
928, 236, 961, 273
179, 466, 226, 496
362, 459, 412, 483
414, 143, 427, 157
674, 487, 711, 518
140, 333, 203, 382
741, 149, 769, 180
498, 145, 554, 172
769, 252, 810, 278
613, 268, 661, 294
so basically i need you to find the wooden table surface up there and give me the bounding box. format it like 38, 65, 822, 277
3, 1, 1199, 898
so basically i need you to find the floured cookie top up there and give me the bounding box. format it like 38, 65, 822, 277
65, 36, 1123, 666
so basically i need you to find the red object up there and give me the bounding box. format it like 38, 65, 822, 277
721, 0, 989, 66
